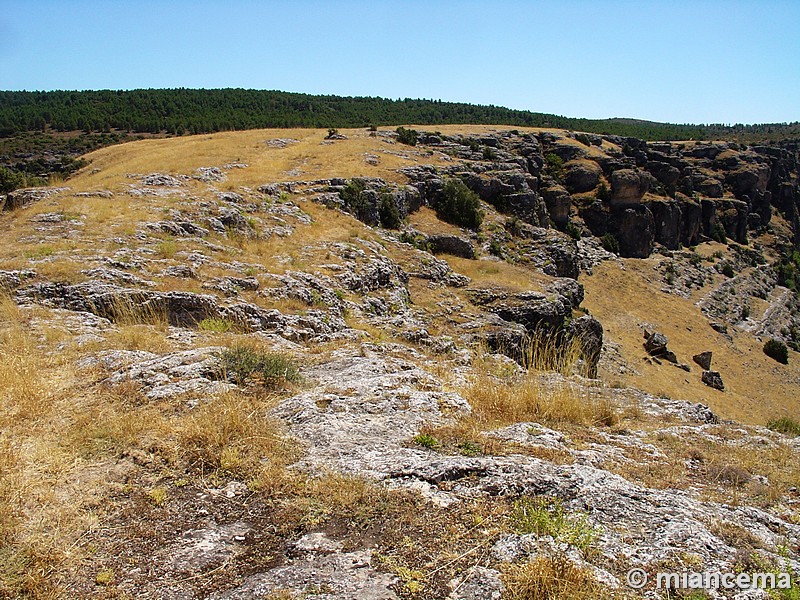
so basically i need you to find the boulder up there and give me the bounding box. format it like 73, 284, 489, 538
693, 352, 713, 370
564, 160, 602, 194
610, 204, 655, 258
567, 315, 604, 378
701, 370, 724, 391
650, 200, 682, 250
425, 235, 475, 259
646, 161, 681, 196
540, 182, 572, 227
645, 331, 669, 356
610, 169, 650, 204
3, 186, 69, 211
697, 178, 724, 198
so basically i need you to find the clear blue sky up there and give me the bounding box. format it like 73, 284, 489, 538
1, 0, 797, 125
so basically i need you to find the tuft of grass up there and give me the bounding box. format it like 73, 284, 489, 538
767, 417, 800, 437
178, 391, 295, 482
198, 317, 236, 333
510, 496, 599, 553
220, 345, 300, 388
94, 569, 115, 586
146, 486, 168, 506
502, 555, 605, 600
412, 433, 441, 449
156, 239, 178, 258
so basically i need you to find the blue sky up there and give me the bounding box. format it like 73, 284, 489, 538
0, 0, 797, 125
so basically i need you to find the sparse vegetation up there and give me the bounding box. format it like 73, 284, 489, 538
510, 496, 599, 552
412, 433, 441, 449
502, 555, 605, 600
565, 221, 582, 240
220, 345, 301, 388
198, 317, 235, 333
600, 233, 619, 254
767, 417, 800, 436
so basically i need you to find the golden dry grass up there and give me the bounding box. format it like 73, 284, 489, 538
581, 258, 800, 425
502, 555, 610, 600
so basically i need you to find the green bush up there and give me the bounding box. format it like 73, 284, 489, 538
711, 222, 728, 244
378, 192, 401, 229
544, 153, 564, 180
596, 181, 611, 202
395, 126, 418, 146
601, 233, 619, 254
339, 178, 371, 221
0, 166, 47, 194
766, 417, 800, 436
721, 263, 735, 278
565, 221, 582, 240
763, 339, 789, 364
434, 178, 484, 230
220, 346, 300, 388
488, 238, 505, 258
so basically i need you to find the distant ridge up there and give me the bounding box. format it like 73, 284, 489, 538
1, 89, 799, 142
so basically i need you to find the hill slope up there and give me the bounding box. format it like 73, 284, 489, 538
1, 125, 799, 598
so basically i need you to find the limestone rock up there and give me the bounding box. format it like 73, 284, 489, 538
693, 351, 713, 370
701, 370, 725, 390
610, 169, 650, 204
426, 234, 475, 259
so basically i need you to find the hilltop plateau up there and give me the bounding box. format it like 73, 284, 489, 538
1, 124, 799, 599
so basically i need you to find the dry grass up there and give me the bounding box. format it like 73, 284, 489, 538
609, 425, 800, 507
464, 338, 618, 429
502, 555, 609, 600
582, 259, 800, 425
0, 291, 301, 596
178, 391, 296, 484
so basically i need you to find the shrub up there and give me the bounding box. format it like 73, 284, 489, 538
483, 146, 497, 160
766, 417, 800, 436
763, 339, 789, 364
434, 178, 484, 230
600, 233, 619, 254
339, 178, 371, 221
565, 221, 582, 240
544, 153, 564, 180
720, 262, 735, 278
596, 181, 611, 202
220, 346, 300, 388
378, 192, 401, 229
395, 126, 418, 146
489, 238, 505, 258
198, 317, 235, 333
711, 222, 728, 244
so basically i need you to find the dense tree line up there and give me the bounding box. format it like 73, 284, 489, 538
1, 89, 798, 142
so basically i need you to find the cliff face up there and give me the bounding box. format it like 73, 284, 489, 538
365, 131, 800, 259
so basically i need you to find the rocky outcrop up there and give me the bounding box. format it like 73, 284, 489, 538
610, 169, 650, 204
3, 186, 69, 211
426, 234, 475, 259
15, 281, 347, 341
563, 160, 601, 194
